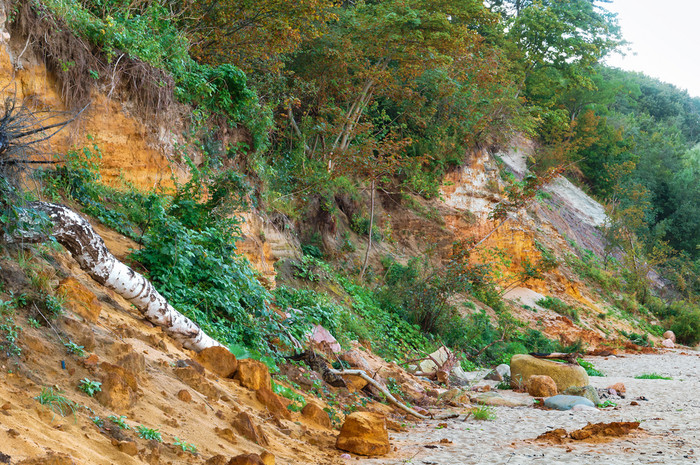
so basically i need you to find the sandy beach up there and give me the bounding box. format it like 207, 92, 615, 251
367, 351, 700, 464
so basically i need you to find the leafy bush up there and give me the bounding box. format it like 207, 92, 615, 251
537, 296, 579, 322
136, 425, 162, 442
577, 358, 603, 376
78, 378, 102, 396
667, 302, 700, 345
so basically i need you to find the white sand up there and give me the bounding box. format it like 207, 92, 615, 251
367, 351, 700, 464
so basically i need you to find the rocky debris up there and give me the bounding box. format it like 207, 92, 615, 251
16, 452, 76, 465
195, 346, 239, 378
544, 395, 595, 411
235, 359, 272, 391
510, 354, 588, 391
439, 388, 471, 406
205, 456, 229, 465
537, 422, 641, 444
96, 362, 140, 413
174, 366, 221, 400
526, 375, 557, 397
60, 316, 96, 351
232, 411, 269, 445
606, 382, 626, 396
485, 364, 511, 382
340, 349, 372, 372
663, 330, 676, 343
662, 339, 675, 348
309, 325, 342, 354
278, 364, 323, 389
336, 412, 390, 456
228, 454, 265, 465
341, 373, 369, 393
176, 389, 192, 402
117, 441, 138, 456
260, 451, 275, 465
301, 402, 332, 429
57, 277, 102, 322
448, 366, 472, 387
255, 387, 292, 420
562, 385, 600, 405
469, 391, 533, 407
117, 351, 146, 375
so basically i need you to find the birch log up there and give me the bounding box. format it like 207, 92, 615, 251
19, 202, 222, 351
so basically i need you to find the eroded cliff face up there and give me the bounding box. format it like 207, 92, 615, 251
0, 13, 185, 191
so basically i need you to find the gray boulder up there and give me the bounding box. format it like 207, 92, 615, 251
544, 395, 595, 411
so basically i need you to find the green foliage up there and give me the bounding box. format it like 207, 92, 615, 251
537, 296, 579, 322
107, 415, 131, 430
472, 404, 496, 421
173, 438, 197, 454
136, 425, 162, 442
634, 373, 672, 380
78, 378, 102, 397
620, 330, 652, 347
64, 341, 85, 357
598, 400, 617, 408
34, 387, 77, 417
577, 359, 603, 377
0, 316, 22, 357
271, 380, 306, 411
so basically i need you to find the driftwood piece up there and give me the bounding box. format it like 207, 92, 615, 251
329, 369, 429, 420
529, 352, 581, 364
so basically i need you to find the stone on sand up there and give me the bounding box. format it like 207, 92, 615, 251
510, 354, 588, 391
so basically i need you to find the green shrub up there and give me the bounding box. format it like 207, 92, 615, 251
536, 296, 579, 322
634, 373, 672, 380
668, 302, 700, 345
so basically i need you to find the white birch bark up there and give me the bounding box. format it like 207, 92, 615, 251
18, 202, 222, 351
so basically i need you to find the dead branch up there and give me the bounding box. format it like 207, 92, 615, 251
329, 369, 429, 420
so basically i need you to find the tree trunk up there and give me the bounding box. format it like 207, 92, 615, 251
17, 202, 222, 352
359, 179, 375, 280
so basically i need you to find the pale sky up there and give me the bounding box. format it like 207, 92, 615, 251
604, 0, 700, 98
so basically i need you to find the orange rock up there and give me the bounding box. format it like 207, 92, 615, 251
174, 366, 221, 400
607, 382, 626, 394
96, 363, 140, 413
255, 387, 291, 420
234, 359, 271, 391
231, 412, 269, 445
204, 455, 229, 465
17, 452, 76, 464
228, 454, 264, 465
195, 346, 238, 378
301, 402, 332, 429
57, 277, 102, 322
260, 451, 275, 465
336, 412, 390, 456
527, 375, 558, 398
341, 374, 368, 393
117, 441, 138, 456
177, 389, 192, 402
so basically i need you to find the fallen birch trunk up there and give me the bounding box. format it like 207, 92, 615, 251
329, 368, 429, 420
14, 202, 222, 351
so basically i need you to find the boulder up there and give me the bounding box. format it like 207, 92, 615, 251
527, 375, 557, 398
195, 346, 238, 378
176, 389, 192, 402
544, 395, 595, 411
57, 277, 101, 322
662, 339, 675, 348
260, 451, 275, 465
228, 454, 265, 465
301, 402, 332, 429
336, 412, 390, 456
663, 330, 676, 343
510, 354, 588, 391
255, 387, 292, 420
341, 374, 368, 393
340, 350, 372, 372
235, 359, 271, 391
562, 386, 600, 405
96, 363, 139, 413
232, 412, 269, 445
309, 325, 342, 353
418, 346, 452, 374
174, 366, 221, 400
485, 364, 511, 382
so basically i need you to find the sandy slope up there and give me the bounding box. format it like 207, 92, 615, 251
368, 351, 700, 465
